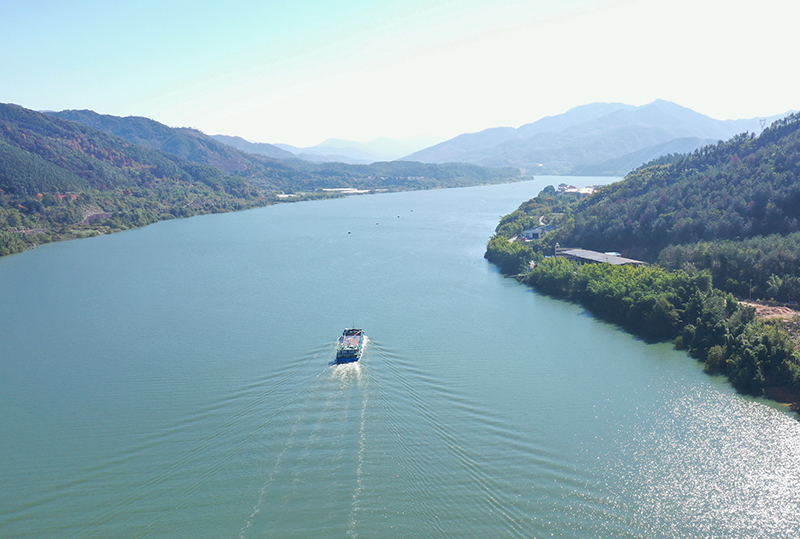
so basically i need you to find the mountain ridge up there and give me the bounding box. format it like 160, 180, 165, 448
2, 103, 520, 257
272, 136, 443, 164
209, 134, 296, 160
402, 100, 792, 175
44, 109, 299, 187
45, 108, 518, 193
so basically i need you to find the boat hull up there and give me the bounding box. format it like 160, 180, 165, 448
335, 328, 364, 363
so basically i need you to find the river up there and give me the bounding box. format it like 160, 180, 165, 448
1, 177, 798, 538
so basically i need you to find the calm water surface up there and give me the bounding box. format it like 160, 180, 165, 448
1, 178, 799, 538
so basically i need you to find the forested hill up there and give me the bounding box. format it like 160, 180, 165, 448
557, 112, 800, 260
48, 110, 293, 161
0, 103, 521, 256
45, 108, 521, 192
45, 109, 301, 190
0, 103, 272, 256
487, 112, 800, 303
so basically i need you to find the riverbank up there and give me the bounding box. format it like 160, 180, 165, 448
503, 255, 800, 415
1, 189, 351, 258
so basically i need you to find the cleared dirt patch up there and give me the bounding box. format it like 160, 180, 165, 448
741, 301, 799, 319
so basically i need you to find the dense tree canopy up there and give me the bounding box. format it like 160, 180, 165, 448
517, 256, 800, 402
554, 113, 800, 261
0, 103, 522, 256
488, 113, 800, 303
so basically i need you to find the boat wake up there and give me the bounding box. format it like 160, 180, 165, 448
346, 361, 368, 539
239, 341, 371, 538
238, 334, 548, 538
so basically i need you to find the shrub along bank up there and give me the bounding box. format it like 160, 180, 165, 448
518, 254, 800, 408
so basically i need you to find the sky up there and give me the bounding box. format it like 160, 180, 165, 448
1, 0, 798, 147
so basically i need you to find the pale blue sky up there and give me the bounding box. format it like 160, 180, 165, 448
2, 0, 797, 146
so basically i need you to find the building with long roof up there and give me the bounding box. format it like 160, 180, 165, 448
558, 248, 646, 267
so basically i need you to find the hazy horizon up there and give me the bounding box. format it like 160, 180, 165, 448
2, 0, 797, 147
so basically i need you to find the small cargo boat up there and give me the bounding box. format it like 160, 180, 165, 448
335, 328, 364, 363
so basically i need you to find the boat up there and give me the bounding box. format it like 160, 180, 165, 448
335, 328, 364, 363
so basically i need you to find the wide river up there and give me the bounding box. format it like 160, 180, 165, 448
1, 178, 799, 538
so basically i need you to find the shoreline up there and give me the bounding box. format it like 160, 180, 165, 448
505, 260, 800, 416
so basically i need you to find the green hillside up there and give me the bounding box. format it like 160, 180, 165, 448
46, 108, 521, 193
555, 113, 800, 303
1, 103, 521, 256
0, 103, 271, 256
560, 113, 800, 258
488, 113, 800, 301
45, 109, 303, 191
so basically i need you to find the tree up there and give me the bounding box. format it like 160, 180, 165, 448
767, 274, 783, 299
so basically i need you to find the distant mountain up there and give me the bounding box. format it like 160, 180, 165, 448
411, 102, 636, 164
48, 110, 446, 168
273, 143, 374, 165
403, 100, 791, 175
45, 109, 516, 192
275, 136, 444, 164
210, 134, 296, 160
572, 137, 716, 176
